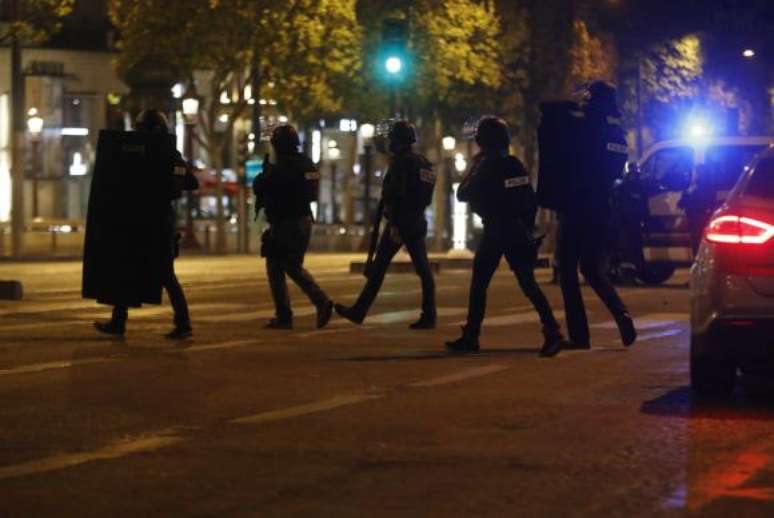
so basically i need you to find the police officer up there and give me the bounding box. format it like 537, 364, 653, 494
556, 81, 636, 349
611, 163, 647, 283
335, 120, 437, 329
679, 163, 717, 256
253, 124, 333, 330
446, 117, 565, 356
94, 109, 198, 339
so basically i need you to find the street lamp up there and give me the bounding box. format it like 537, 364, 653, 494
448, 151, 472, 258
438, 136, 457, 249
27, 108, 43, 219
742, 48, 756, 59
327, 140, 341, 223
181, 91, 201, 249
360, 123, 375, 139
359, 124, 376, 246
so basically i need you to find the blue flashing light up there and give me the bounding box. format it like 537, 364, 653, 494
683, 118, 713, 143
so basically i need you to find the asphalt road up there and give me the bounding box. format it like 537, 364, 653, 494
0, 255, 772, 517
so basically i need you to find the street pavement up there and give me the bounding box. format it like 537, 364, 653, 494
0, 254, 772, 517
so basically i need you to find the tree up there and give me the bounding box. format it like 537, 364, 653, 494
355, 0, 503, 249
565, 19, 617, 92
110, 0, 361, 252
0, 0, 73, 45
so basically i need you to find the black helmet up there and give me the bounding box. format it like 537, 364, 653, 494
270, 124, 300, 154
475, 116, 510, 150
134, 109, 169, 133
585, 80, 620, 115
388, 120, 416, 150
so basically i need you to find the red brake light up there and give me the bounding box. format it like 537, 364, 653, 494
705, 215, 774, 245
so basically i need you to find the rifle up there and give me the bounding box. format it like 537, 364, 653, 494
364, 200, 384, 278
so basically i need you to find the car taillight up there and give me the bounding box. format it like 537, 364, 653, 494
705, 215, 774, 245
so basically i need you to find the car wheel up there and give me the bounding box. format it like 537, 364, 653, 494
690, 334, 736, 398
636, 263, 676, 285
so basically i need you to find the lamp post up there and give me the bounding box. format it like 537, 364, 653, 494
357, 123, 376, 250
448, 151, 472, 258
27, 109, 43, 219
441, 136, 456, 249
181, 93, 201, 249
327, 141, 341, 223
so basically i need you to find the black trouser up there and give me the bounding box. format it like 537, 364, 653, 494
266, 216, 329, 322
112, 259, 190, 328
465, 222, 559, 339
556, 210, 628, 345
352, 226, 436, 318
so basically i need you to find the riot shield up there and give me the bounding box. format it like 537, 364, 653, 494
82, 130, 176, 307
537, 101, 584, 211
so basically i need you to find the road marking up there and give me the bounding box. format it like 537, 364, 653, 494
0, 299, 97, 316
591, 312, 689, 330
0, 428, 184, 480
231, 394, 380, 425
450, 308, 562, 328
0, 357, 116, 377
367, 307, 467, 325
409, 364, 509, 388
637, 329, 683, 341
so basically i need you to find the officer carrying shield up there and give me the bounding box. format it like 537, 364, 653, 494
93, 109, 198, 339
253, 124, 333, 330
446, 117, 565, 356
556, 81, 636, 349
335, 120, 437, 329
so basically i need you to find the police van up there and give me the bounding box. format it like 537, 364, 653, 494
622, 136, 773, 284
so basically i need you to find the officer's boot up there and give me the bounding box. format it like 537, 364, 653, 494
615, 311, 637, 347
538, 325, 565, 358
265, 317, 293, 330
445, 326, 480, 353
94, 306, 127, 338
334, 303, 365, 325
93, 320, 125, 338
165, 322, 193, 340
409, 312, 436, 330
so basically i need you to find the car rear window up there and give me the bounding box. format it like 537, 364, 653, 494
705, 145, 767, 190
746, 158, 774, 199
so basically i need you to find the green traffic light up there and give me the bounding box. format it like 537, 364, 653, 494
385, 56, 402, 75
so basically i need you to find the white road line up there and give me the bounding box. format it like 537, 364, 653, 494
0, 428, 184, 480
231, 394, 380, 425
367, 307, 468, 325
449, 308, 562, 328
408, 364, 509, 388
591, 313, 689, 330
0, 357, 116, 377
637, 328, 684, 341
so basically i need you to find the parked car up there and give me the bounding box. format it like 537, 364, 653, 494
689, 145, 774, 397
614, 136, 773, 284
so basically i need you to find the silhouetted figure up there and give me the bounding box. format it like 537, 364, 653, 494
93, 109, 198, 340
335, 120, 437, 328
556, 81, 636, 348
446, 117, 565, 356
611, 164, 647, 283
679, 163, 717, 256
253, 124, 332, 330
